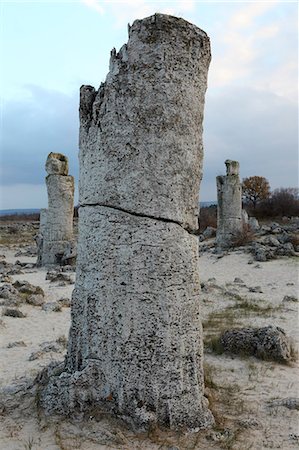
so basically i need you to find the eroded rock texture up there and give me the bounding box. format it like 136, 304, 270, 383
38, 153, 75, 266
40, 14, 213, 430
216, 160, 242, 248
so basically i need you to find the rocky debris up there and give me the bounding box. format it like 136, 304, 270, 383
29, 338, 68, 361
263, 236, 280, 247
267, 398, 299, 411
0, 283, 20, 299
14, 246, 37, 257
26, 294, 45, 306
216, 160, 243, 248
0, 259, 23, 276
2, 308, 26, 318
237, 418, 261, 429
234, 277, 244, 284
37, 153, 75, 266
283, 295, 298, 303
39, 14, 213, 430
42, 302, 62, 312
0, 283, 22, 307
7, 341, 27, 348
248, 286, 263, 293
220, 326, 292, 363
248, 217, 259, 231
13, 280, 44, 296
46, 270, 74, 284
250, 240, 296, 261
199, 226, 217, 241
57, 297, 71, 307
0, 275, 13, 283
0, 281, 45, 307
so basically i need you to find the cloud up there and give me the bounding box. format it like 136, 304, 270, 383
0, 85, 79, 188
81, 0, 104, 15
201, 86, 298, 200
81, 0, 196, 28
229, 1, 277, 29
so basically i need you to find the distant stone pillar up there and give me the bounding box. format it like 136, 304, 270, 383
216, 160, 242, 247
40, 14, 213, 430
40, 153, 74, 265
36, 208, 47, 267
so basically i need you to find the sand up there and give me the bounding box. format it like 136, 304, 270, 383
0, 243, 298, 449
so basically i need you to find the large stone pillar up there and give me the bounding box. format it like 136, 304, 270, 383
40, 14, 212, 430
40, 153, 75, 265
216, 160, 242, 247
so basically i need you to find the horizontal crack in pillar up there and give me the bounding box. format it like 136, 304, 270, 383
80, 203, 199, 236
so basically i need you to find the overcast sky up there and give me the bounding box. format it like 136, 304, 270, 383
0, 0, 298, 209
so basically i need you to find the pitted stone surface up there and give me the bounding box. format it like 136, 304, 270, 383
79, 14, 211, 232
45, 152, 69, 175
40, 14, 212, 430
216, 160, 242, 248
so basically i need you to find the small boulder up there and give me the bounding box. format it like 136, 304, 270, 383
220, 326, 292, 363
2, 308, 26, 318
13, 280, 44, 296
283, 295, 298, 303
202, 226, 217, 240
42, 302, 62, 312
26, 294, 45, 306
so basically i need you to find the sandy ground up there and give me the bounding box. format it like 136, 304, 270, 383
0, 242, 298, 450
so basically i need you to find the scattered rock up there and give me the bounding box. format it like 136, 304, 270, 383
26, 294, 45, 306
263, 236, 280, 247
0, 275, 13, 283
2, 308, 26, 318
237, 417, 261, 429
29, 350, 44, 361
46, 270, 74, 284
249, 286, 263, 293
13, 280, 44, 296
203, 226, 217, 240
283, 295, 298, 303
7, 341, 27, 348
248, 217, 259, 232
268, 398, 299, 411
58, 297, 71, 307
234, 277, 244, 284
42, 302, 62, 312
220, 326, 292, 363
0, 283, 20, 299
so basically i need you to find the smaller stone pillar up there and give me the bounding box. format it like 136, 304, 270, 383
216, 160, 242, 247
39, 153, 75, 265
36, 208, 48, 267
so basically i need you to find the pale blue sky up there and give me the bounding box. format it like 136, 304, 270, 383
0, 0, 298, 208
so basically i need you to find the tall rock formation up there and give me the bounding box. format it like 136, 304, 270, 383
40, 14, 213, 430
38, 153, 75, 266
216, 160, 242, 247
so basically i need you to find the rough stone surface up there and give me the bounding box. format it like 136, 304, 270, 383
38, 153, 75, 266
216, 160, 243, 248
78, 14, 210, 233
40, 14, 213, 431
45, 152, 69, 175
220, 326, 292, 363
248, 217, 259, 231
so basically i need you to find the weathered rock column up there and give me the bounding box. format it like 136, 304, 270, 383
41, 14, 213, 430
216, 160, 242, 247
40, 153, 75, 265
36, 208, 48, 267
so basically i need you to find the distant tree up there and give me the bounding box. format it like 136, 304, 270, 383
268, 187, 299, 217
242, 176, 271, 208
